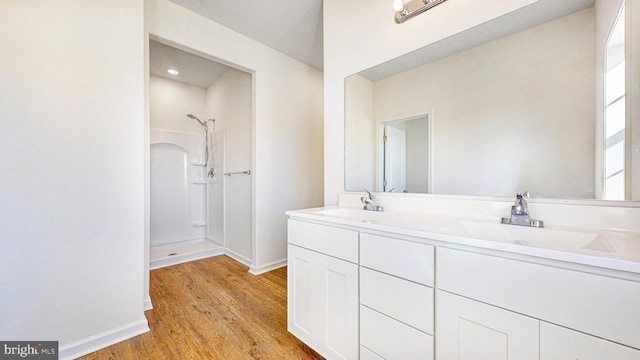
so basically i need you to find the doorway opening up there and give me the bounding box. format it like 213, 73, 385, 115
148, 38, 253, 269
378, 114, 431, 193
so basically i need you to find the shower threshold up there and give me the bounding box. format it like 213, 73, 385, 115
150, 238, 224, 270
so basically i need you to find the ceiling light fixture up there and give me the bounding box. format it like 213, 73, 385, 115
394, 0, 448, 24
167, 69, 179, 75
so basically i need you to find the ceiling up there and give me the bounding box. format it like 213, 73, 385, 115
160, 0, 592, 80
169, 0, 324, 71
149, 40, 231, 88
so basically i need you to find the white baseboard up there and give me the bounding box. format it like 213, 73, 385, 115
249, 258, 287, 275
144, 296, 153, 311
59, 318, 149, 360
224, 248, 252, 267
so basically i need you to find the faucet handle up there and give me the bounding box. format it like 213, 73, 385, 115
513, 192, 529, 215
363, 189, 375, 200
518, 191, 530, 198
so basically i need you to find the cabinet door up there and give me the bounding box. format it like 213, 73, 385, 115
360, 346, 385, 360
317, 254, 359, 360
436, 291, 539, 360
287, 245, 318, 347
540, 322, 640, 360
360, 305, 433, 360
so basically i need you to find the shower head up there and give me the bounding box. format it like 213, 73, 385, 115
186, 114, 206, 127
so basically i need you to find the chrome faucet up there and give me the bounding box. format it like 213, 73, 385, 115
361, 190, 384, 212
501, 192, 544, 228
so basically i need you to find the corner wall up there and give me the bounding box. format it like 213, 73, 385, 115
0, 1, 147, 358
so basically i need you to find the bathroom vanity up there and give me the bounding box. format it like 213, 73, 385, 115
286, 195, 640, 360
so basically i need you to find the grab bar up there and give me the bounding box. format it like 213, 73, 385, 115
224, 170, 251, 176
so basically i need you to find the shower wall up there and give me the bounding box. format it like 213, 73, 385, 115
150, 130, 206, 245
206, 68, 253, 264
149, 75, 209, 245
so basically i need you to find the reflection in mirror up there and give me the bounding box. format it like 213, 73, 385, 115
604, 3, 626, 200
381, 116, 430, 193
344, 0, 638, 200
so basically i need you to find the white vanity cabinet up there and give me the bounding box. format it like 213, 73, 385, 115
287, 219, 359, 360
286, 210, 640, 360
359, 233, 435, 360
436, 246, 640, 359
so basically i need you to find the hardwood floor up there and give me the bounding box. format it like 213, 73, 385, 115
80, 256, 323, 360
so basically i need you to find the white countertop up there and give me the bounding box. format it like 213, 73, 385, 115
286, 206, 640, 274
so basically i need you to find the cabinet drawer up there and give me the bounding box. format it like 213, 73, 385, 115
437, 247, 640, 349
360, 267, 434, 334
288, 219, 358, 262
540, 322, 640, 360
360, 305, 433, 360
360, 233, 434, 286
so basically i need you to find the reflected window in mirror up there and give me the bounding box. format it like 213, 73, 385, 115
604, 2, 626, 200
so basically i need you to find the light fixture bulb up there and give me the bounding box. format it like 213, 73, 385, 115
392, 0, 405, 11
167, 69, 179, 75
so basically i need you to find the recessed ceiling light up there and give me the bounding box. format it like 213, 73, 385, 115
167, 69, 179, 75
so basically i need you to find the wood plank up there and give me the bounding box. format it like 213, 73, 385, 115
79, 256, 324, 360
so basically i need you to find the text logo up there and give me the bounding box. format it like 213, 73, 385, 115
1, 341, 58, 359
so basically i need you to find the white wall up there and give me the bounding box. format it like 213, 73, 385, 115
146, 0, 324, 273
0, 1, 147, 358
206, 68, 253, 263
344, 74, 375, 191
371, 9, 595, 199
149, 75, 207, 133
324, 0, 538, 204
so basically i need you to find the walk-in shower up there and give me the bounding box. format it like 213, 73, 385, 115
148, 39, 253, 272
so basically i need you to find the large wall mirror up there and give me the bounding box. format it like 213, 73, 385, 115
345, 0, 639, 201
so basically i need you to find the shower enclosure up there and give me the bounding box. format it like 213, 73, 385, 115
149, 114, 225, 269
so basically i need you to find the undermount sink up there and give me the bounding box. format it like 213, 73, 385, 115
314, 208, 388, 222
440, 221, 601, 251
